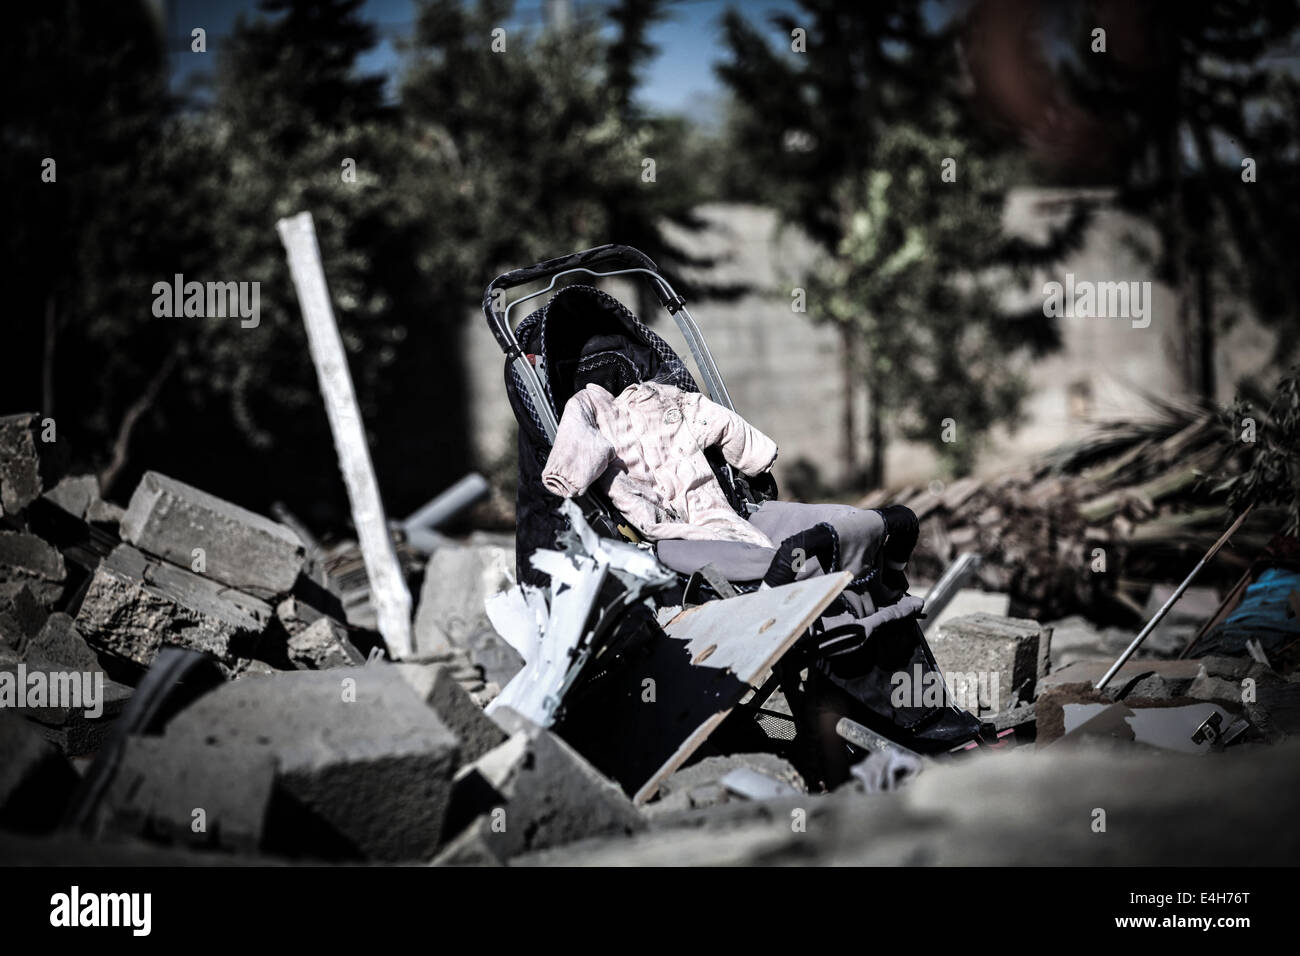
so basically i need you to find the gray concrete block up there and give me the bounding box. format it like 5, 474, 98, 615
162, 666, 460, 860
28, 613, 100, 671
41, 474, 99, 519
101, 735, 277, 855
0, 413, 63, 516
75, 544, 273, 670
42, 474, 123, 531
444, 722, 644, 863
120, 471, 305, 596
396, 662, 506, 764
0, 531, 66, 606
414, 544, 522, 686
930, 613, 1050, 714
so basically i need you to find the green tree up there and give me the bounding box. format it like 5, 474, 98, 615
402, 0, 727, 315
717, 0, 1088, 485
0, 1, 207, 491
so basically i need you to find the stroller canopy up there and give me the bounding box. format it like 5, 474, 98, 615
510, 284, 698, 438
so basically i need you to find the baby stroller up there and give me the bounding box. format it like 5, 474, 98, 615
485, 244, 982, 791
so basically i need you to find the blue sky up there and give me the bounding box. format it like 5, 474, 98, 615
164, 0, 800, 115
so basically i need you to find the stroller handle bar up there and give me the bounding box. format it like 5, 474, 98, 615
482, 244, 680, 357
482, 245, 736, 443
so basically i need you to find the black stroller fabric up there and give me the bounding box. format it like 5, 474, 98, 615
505, 284, 757, 587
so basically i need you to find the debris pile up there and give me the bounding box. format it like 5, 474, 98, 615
871, 401, 1282, 622
2, 407, 1299, 866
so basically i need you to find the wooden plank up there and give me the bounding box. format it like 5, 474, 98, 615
276, 212, 414, 658
632, 572, 851, 803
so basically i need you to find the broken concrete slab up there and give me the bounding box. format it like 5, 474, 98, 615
439, 720, 644, 864
286, 617, 365, 670
161, 666, 459, 861
99, 735, 277, 855
42, 474, 123, 531
0, 530, 67, 606
0, 413, 64, 516
930, 613, 1050, 714
396, 662, 506, 764
75, 544, 272, 671
120, 471, 305, 597
27, 613, 100, 671
41, 474, 99, 520
414, 543, 522, 686
1038, 657, 1203, 697
0, 712, 78, 832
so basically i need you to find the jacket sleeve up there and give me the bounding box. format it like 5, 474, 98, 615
690, 394, 778, 476
542, 390, 616, 497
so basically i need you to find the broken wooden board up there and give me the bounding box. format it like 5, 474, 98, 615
554, 572, 850, 805
277, 212, 413, 658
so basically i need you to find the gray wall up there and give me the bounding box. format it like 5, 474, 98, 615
464, 197, 1283, 493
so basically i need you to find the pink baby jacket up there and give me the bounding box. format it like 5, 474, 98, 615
541, 381, 778, 546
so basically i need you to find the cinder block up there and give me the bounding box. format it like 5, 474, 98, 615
440, 718, 644, 864
120, 471, 305, 596
100, 735, 277, 855
75, 544, 272, 670
162, 666, 460, 861
0, 413, 64, 516
930, 613, 1052, 715
396, 662, 506, 764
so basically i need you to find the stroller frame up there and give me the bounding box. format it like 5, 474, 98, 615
484, 244, 984, 791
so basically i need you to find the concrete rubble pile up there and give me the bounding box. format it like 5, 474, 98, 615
3, 408, 1299, 866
